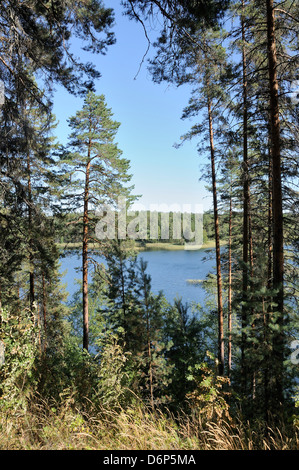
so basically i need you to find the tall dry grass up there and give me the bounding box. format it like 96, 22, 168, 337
0, 396, 298, 450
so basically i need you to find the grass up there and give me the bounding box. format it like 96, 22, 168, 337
0, 397, 298, 450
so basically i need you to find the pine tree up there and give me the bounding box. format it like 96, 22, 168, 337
162, 298, 206, 407
0, 80, 60, 312
63, 92, 134, 352
177, 29, 229, 376
0, 1, 115, 106
99, 239, 140, 353
135, 258, 171, 408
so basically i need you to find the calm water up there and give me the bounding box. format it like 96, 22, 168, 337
59, 248, 217, 306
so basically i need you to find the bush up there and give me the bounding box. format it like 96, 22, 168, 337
186, 353, 231, 422
0, 308, 38, 412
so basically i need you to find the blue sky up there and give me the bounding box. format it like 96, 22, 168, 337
52, 1, 212, 213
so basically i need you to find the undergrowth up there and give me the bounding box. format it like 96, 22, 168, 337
0, 393, 298, 450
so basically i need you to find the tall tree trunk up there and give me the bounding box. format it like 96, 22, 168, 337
248, 189, 254, 279
82, 147, 91, 352
27, 141, 35, 312
266, 0, 284, 408
228, 184, 232, 377
248, 187, 256, 401
42, 271, 47, 352
120, 253, 128, 342
264, 146, 273, 419
241, 2, 249, 396
144, 292, 154, 409
23, 104, 35, 313
207, 97, 224, 376
267, 147, 273, 291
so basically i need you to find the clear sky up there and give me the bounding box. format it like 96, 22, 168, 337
52, 0, 212, 213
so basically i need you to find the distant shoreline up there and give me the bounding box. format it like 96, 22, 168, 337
134, 240, 226, 251
57, 240, 227, 252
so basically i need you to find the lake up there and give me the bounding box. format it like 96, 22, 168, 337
59, 248, 218, 307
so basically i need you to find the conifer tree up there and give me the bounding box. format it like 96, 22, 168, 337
162, 298, 206, 407
0, 80, 60, 312
229, 0, 298, 415
64, 93, 133, 351
0, 1, 115, 106
135, 258, 171, 408
124, 0, 298, 417
177, 30, 229, 376
99, 239, 140, 354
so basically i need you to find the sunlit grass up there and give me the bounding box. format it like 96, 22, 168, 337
0, 397, 297, 450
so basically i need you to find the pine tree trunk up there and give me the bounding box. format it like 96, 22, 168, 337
267, 148, 273, 290
248, 189, 254, 278
145, 299, 154, 409
228, 186, 232, 377
42, 271, 47, 352
27, 149, 36, 313
23, 104, 36, 313
264, 147, 273, 419
266, 0, 284, 408
241, 4, 249, 395
119, 250, 127, 338
140, 264, 154, 407
82, 149, 91, 352
207, 97, 224, 376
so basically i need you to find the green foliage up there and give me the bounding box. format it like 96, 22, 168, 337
36, 335, 100, 406
91, 241, 174, 405
162, 299, 209, 407
0, 0, 297, 447
95, 335, 133, 408
0, 308, 38, 411
62, 91, 134, 211
292, 389, 299, 427
0, 0, 115, 103
186, 353, 231, 421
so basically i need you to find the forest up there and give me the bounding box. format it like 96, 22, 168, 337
0, 0, 298, 452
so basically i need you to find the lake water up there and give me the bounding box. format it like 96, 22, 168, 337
59, 248, 217, 307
